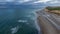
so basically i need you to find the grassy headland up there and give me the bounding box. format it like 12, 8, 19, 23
45, 6, 60, 15
46, 7, 60, 10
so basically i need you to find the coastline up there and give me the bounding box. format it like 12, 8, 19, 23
36, 8, 59, 34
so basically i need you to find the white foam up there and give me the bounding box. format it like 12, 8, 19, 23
18, 20, 27, 23
33, 11, 41, 34
11, 26, 20, 34
27, 15, 31, 17
26, 23, 30, 25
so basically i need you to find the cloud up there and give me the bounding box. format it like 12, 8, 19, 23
0, 0, 60, 5
2, 0, 32, 3
48, 0, 60, 4
33, 0, 51, 3
6, 0, 15, 2
18, 0, 32, 3
32, 0, 60, 4
0, 0, 52, 3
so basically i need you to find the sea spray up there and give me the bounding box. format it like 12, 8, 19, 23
11, 26, 20, 34
32, 10, 41, 34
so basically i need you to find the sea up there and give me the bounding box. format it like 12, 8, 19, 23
0, 3, 45, 34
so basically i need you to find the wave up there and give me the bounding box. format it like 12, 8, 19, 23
11, 26, 20, 34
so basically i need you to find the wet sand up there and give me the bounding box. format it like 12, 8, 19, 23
37, 16, 59, 34
36, 10, 60, 34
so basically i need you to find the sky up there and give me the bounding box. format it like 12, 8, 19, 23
0, 0, 60, 6
0, 0, 59, 3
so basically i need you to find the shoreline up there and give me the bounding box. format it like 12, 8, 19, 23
36, 8, 59, 34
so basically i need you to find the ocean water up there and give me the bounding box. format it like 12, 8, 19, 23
0, 5, 44, 34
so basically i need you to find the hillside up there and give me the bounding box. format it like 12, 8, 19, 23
45, 6, 60, 15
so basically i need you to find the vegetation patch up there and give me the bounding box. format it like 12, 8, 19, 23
45, 7, 60, 15
46, 7, 60, 10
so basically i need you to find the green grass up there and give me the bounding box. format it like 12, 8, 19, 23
46, 7, 60, 10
